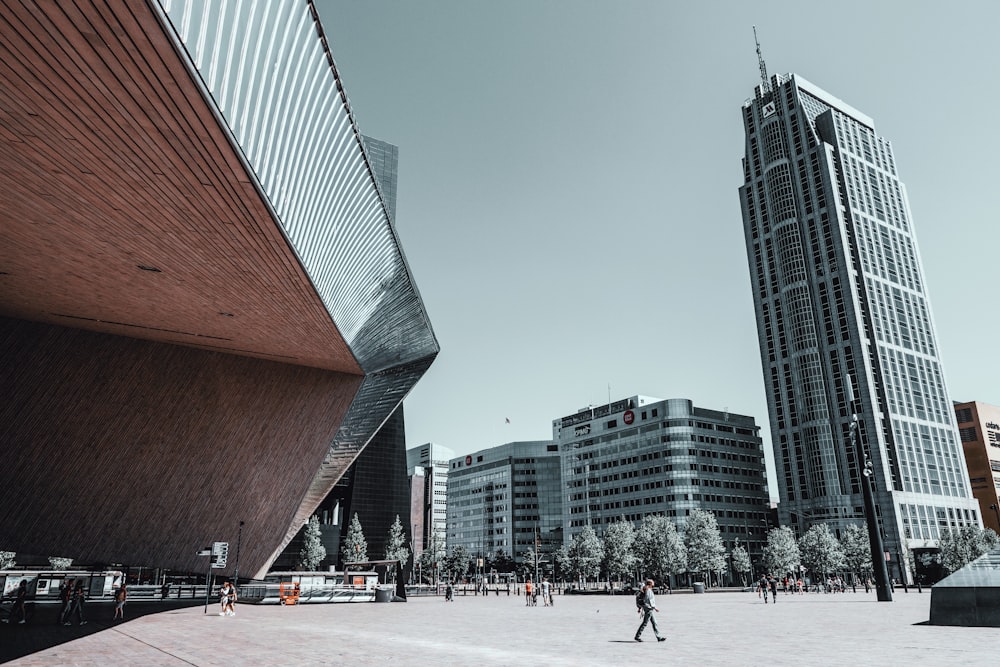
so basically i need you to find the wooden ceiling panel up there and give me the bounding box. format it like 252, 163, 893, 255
0, 1, 362, 374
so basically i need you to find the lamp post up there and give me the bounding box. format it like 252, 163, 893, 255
847, 374, 892, 602
232, 521, 244, 586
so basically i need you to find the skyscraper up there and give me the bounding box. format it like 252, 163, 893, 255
739, 73, 980, 581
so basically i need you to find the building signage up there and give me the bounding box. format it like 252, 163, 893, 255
465, 455, 472, 466
762, 101, 776, 118
623, 410, 635, 425
574, 424, 591, 437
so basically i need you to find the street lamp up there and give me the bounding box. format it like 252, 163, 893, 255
847, 374, 892, 602
232, 521, 244, 586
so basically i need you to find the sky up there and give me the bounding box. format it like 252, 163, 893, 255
314, 1, 1000, 496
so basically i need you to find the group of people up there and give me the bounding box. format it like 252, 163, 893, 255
523, 577, 553, 607
756, 574, 780, 603
58, 579, 90, 625
218, 580, 238, 616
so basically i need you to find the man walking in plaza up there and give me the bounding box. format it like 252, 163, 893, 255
634, 579, 665, 643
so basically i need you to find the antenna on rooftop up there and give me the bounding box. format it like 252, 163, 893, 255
753, 25, 769, 95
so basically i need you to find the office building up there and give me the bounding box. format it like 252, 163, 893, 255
447, 442, 562, 568
738, 72, 980, 580
556, 397, 770, 563
954, 401, 1000, 533
407, 443, 455, 557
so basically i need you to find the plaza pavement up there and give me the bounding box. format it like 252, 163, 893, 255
1, 588, 993, 666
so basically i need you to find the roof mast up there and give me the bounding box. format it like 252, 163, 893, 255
753, 25, 770, 96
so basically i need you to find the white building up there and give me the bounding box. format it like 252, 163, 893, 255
407, 443, 454, 554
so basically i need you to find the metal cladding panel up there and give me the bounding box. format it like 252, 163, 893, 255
156, 0, 439, 374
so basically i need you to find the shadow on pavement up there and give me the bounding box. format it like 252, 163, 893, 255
0, 599, 203, 663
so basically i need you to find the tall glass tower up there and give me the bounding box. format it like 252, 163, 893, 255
739, 73, 980, 581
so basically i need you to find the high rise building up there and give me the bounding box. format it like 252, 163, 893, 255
446, 442, 562, 568
556, 397, 770, 569
407, 443, 455, 556
739, 72, 980, 580
954, 401, 1000, 534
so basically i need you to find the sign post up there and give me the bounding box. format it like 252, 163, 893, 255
201, 542, 229, 614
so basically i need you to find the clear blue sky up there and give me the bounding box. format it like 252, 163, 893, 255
315, 1, 1000, 496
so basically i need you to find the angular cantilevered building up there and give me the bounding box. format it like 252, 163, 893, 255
0, 1, 437, 578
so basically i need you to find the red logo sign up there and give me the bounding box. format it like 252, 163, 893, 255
465, 455, 472, 466
623, 410, 635, 425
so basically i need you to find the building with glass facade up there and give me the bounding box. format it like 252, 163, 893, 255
447, 442, 562, 567
0, 1, 437, 578
739, 73, 980, 580
556, 397, 770, 564
407, 442, 455, 558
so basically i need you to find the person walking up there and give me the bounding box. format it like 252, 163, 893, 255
57, 579, 74, 625
3, 580, 28, 624
634, 579, 666, 643
525, 578, 533, 606
113, 583, 128, 620
768, 576, 778, 603
225, 581, 237, 616
758, 575, 770, 603
540, 577, 552, 607
64, 581, 87, 626
218, 581, 233, 616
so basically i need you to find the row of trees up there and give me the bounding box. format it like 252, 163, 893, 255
413, 511, 1000, 587
296, 513, 411, 572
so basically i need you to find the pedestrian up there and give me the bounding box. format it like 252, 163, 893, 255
58, 579, 74, 624
160, 582, 170, 600
768, 576, 778, 603
218, 581, 233, 616
525, 578, 533, 606
113, 584, 127, 620
445, 581, 454, 601
634, 579, 666, 642
64, 581, 87, 626
758, 575, 769, 603
225, 581, 237, 616
540, 577, 551, 607
3, 580, 28, 624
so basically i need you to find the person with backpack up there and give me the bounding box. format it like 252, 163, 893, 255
634, 579, 665, 642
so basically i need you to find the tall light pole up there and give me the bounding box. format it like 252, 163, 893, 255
232, 521, 244, 585
847, 375, 892, 602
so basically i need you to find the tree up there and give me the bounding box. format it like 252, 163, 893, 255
602, 518, 637, 587
553, 545, 570, 583
443, 545, 471, 582
0, 552, 16, 569
341, 512, 368, 565
762, 526, 799, 578
566, 526, 604, 585
48, 556, 73, 570
683, 509, 726, 584
489, 548, 514, 574
518, 547, 539, 581
730, 540, 752, 585
841, 523, 872, 583
634, 515, 686, 585
938, 526, 996, 573
798, 524, 845, 580
417, 528, 446, 584
384, 515, 410, 566
298, 515, 327, 571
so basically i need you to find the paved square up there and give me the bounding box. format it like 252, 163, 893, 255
5, 590, 992, 666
